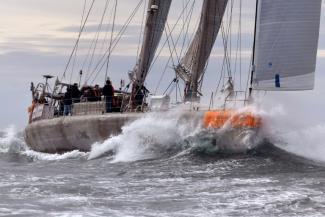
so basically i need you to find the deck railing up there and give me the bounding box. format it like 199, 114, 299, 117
29, 95, 147, 123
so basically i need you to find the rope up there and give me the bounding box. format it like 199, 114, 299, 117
233, 0, 242, 90
104, 0, 118, 82
135, 0, 147, 64
179, 0, 195, 58
86, 0, 111, 78
61, 0, 96, 81
86, 0, 144, 84
148, 0, 194, 74
152, 0, 196, 94
69, 0, 87, 84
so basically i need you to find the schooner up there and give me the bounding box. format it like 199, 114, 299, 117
25, 0, 322, 153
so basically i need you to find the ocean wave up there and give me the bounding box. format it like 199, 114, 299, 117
0, 126, 26, 154
0, 125, 88, 161
88, 109, 262, 162
22, 149, 88, 161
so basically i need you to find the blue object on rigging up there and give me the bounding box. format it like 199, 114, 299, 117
275, 74, 281, 88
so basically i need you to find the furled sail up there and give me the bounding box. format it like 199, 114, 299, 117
132, 0, 172, 86
253, 0, 322, 91
175, 0, 228, 100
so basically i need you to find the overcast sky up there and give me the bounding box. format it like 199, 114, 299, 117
0, 0, 325, 130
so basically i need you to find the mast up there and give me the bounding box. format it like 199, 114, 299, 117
248, 0, 259, 98
131, 0, 172, 88
175, 0, 228, 102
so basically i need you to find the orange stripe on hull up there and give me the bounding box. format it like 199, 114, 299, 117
203, 110, 262, 128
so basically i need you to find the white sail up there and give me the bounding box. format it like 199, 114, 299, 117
134, 0, 172, 86
253, 0, 322, 91
176, 0, 228, 100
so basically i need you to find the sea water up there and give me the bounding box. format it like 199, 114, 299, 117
1, 107, 325, 217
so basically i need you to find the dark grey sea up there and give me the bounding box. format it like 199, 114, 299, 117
1, 124, 325, 217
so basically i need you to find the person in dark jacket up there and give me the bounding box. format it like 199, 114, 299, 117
71, 83, 81, 103
102, 80, 114, 113
132, 84, 149, 110
63, 87, 72, 116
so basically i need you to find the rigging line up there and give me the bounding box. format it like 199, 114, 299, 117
164, 29, 176, 67
92, 0, 142, 82
153, 1, 196, 94
214, 45, 228, 96
232, 0, 241, 88
148, 0, 194, 73
248, 0, 259, 98
86, 0, 111, 79
61, 0, 96, 81
221, 0, 233, 80
168, 0, 196, 65
87, 0, 143, 82
220, 1, 232, 80
135, 0, 147, 64
81, 1, 112, 76
179, 0, 195, 59
163, 78, 176, 95
239, 0, 242, 91
87, 0, 144, 83
104, 0, 118, 83
225, 0, 235, 79
215, 63, 225, 95
82, 0, 114, 84
219, 5, 229, 82
233, 0, 242, 90
165, 23, 181, 64
217, 13, 231, 95
245, 54, 253, 99
70, 0, 88, 84
180, 0, 186, 57
229, 0, 234, 79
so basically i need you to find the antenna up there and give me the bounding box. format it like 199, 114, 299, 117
42, 75, 54, 94
79, 70, 83, 88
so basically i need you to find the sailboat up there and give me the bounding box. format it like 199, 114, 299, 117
24, 0, 322, 153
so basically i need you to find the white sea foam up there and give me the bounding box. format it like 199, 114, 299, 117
273, 124, 325, 162
22, 149, 88, 161
0, 125, 88, 161
88, 111, 202, 162
258, 100, 325, 163
0, 125, 26, 153
88, 107, 264, 162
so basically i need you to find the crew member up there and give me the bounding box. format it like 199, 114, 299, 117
63, 87, 73, 116
102, 80, 114, 113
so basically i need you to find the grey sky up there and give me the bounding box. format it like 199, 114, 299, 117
0, 0, 325, 130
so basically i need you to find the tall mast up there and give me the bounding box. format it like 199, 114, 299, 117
175, 0, 228, 102
131, 0, 172, 88
248, 0, 259, 98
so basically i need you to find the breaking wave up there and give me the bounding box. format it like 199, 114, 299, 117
0, 126, 25, 154
257, 103, 325, 163
23, 149, 88, 161
2, 103, 325, 164
0, 126, 87, 161
268, 124, 325, 163
88, 108, 262, 162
